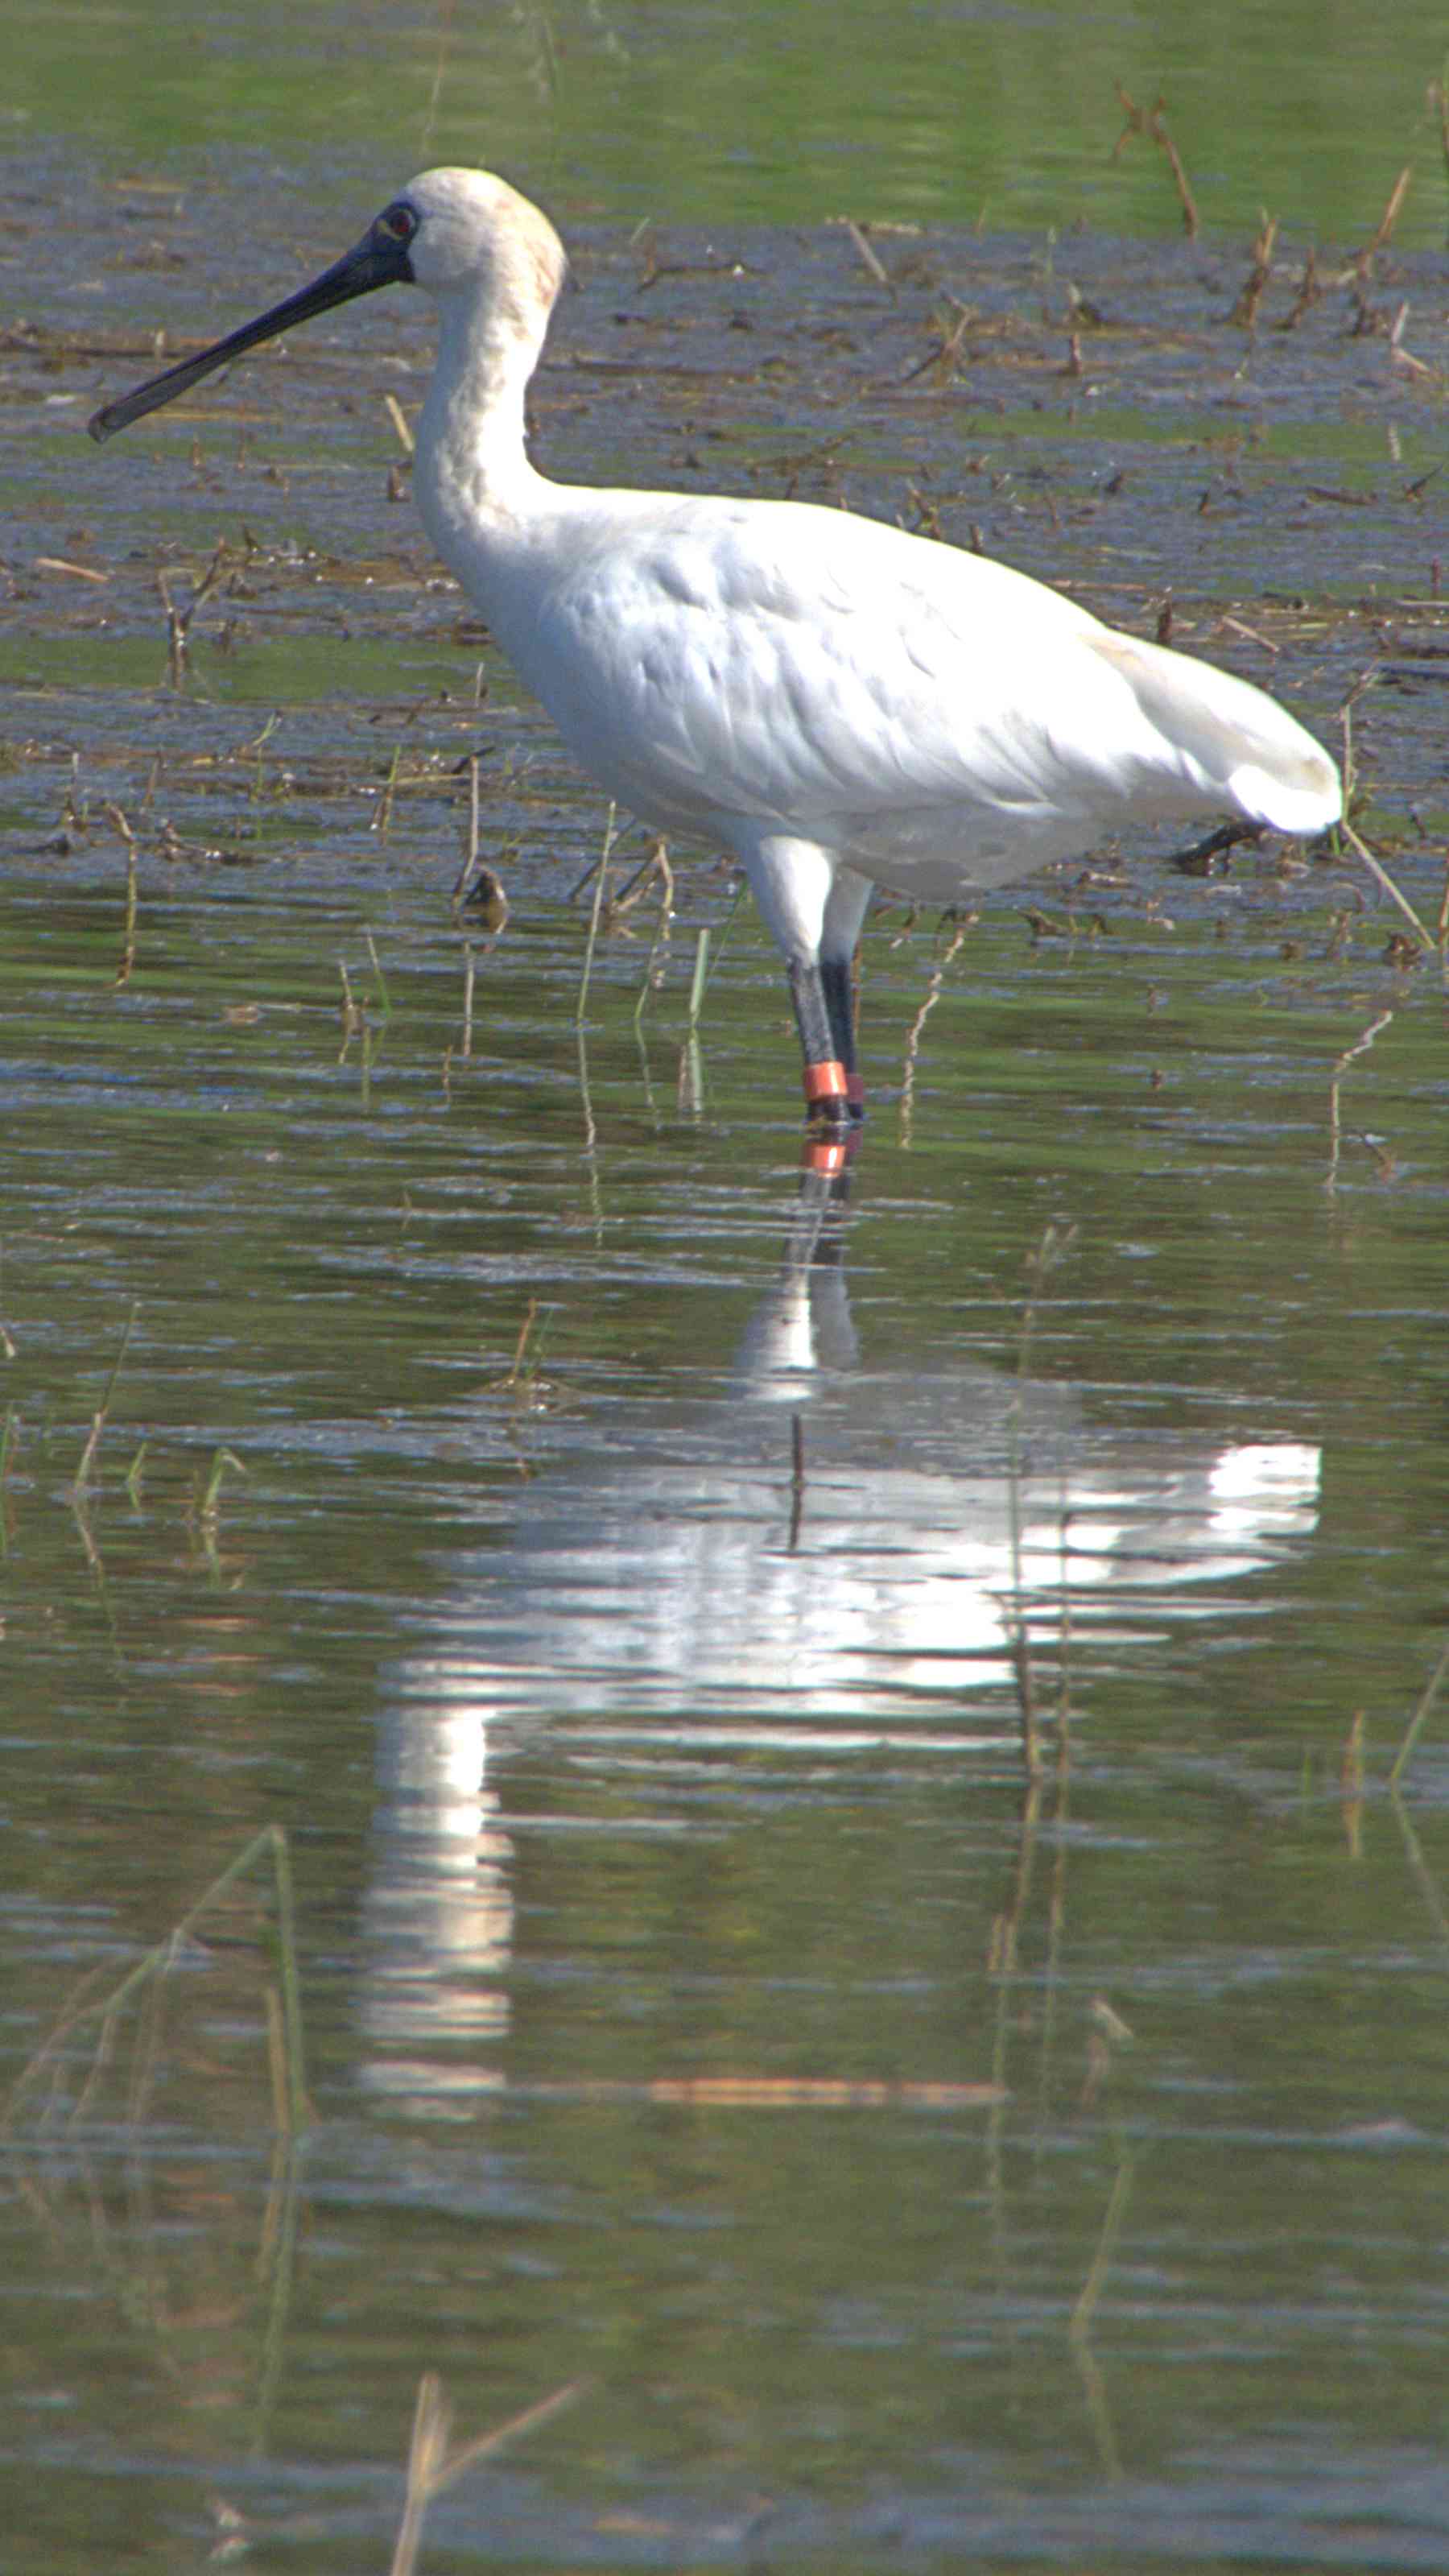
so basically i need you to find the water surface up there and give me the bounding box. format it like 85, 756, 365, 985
4, 15, 1449, 2571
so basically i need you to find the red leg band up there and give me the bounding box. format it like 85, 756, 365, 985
803, 1057, 850, 1106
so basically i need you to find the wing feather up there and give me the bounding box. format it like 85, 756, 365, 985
516, 494, 1339, 883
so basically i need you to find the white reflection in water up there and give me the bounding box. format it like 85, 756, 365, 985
359, 1176, 1319, 2107
359, 1706, 514, 2107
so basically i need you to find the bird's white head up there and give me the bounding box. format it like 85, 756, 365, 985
388, 168, 568, 333
88, 164, 567, 444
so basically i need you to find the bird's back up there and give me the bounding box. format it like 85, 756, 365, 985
462, 486, 1340, 890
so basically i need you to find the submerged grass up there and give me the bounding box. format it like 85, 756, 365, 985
1389, 1631, 1449, 1788
71, 1299, 138, 1498
3, 1822, 309, 2138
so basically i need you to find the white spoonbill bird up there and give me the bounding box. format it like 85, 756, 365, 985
91, 168, 1342, 1132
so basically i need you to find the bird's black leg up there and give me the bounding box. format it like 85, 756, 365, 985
819, 951, 863, 1122
787, 955, 852, 1127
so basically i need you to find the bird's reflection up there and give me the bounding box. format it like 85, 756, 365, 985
394, 1170, 1317, 1722
358, 1174, 1319, 2106
358, 1702, 514, 2109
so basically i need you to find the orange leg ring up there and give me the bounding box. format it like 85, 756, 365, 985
803, 1058, 851, 1106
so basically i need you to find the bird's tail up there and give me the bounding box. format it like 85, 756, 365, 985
1091, 630, 1342, 834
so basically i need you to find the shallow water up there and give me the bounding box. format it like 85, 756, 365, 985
6, 0, 1449, 240
4, 19, 1449, 2573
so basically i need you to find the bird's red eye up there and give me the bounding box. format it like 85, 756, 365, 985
378, 202, 416, 242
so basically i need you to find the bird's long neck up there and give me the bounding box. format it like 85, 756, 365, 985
414, 285, 552, 564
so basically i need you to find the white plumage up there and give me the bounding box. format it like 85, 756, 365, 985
91, 167, 1342, 1131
